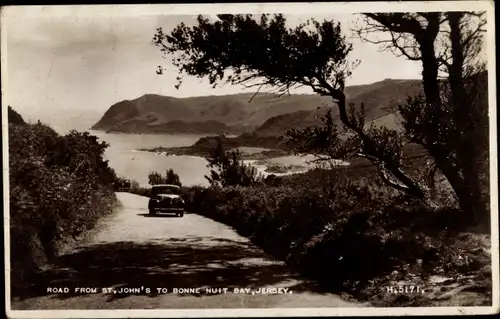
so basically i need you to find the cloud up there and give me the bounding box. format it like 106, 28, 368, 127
3, 8, 423, 124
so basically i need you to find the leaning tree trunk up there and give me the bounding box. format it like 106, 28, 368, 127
459, 155, 490, 230
446, 12, 490, 230
432, 148, 489, 230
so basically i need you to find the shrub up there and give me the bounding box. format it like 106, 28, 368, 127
148, 169, 182, 186
187, 168, 488, 301
114, 177, 132, 191
9, 121, 118, 292
205, 137, 260, 187
165, 169, 182, 186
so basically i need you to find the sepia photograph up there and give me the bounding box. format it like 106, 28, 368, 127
2, 1, 498, 318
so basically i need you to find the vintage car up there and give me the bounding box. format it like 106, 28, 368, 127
148, 184, 185, 217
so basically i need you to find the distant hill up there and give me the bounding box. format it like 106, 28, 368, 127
254, 79, 422, 136
92, 78, 423, 135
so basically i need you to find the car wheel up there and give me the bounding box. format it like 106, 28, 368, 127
179, 211, 184, 218
149, 209, 156, 215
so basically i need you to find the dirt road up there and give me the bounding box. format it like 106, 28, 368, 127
11, 192, 366, 310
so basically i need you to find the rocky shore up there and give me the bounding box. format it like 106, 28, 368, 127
138, 145, 292, 161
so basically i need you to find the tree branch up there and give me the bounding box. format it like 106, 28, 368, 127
363, 13, 425, 34
248, 84, 264, 103
353, 152, 412, 192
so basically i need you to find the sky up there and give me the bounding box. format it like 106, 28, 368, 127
0, 5, 445, 124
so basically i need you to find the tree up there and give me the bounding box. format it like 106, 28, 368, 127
50, 130, 116, 185
148, 169, 183, 186
204, 137, 259, 187
114, 177, 131, 191
148, 171, 165, 185
165, 168, 182, 186
153, 13, 489, 226
153, 14, 430, 197
355, 12, 489, 226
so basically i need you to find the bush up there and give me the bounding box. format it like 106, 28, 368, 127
148, 169, 182, 186
114, 177, 132, 191
187, 168, 488, 301
9, 121, 118, 292
127, 169, 184, 198
205, 137, 260, 187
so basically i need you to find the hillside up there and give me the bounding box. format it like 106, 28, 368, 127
8, 106, 26, 125
92, 78, 423, 135
255, 79, 422, 136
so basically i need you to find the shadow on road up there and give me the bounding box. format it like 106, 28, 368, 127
136, 213, 180, 218
12, 237, 323, 302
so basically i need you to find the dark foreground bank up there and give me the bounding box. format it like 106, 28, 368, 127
173, 163, 491, 307
8, 109, 120, 293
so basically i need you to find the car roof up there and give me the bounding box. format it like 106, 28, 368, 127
152, 184, 180, 188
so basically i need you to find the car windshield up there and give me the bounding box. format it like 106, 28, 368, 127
152, 186, 180, 195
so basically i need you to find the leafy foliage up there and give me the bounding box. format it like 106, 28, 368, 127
151, 13, 491, 304
148, 168, 182, 186
358, 12, 489, 226
187, 168, 488, 304
166, 169, 182, 186
155, 12, 490, 227
204, 137, 259, 187
154, 14, 357, 94
152, 13, 428, 201
9, 120, 118, 290
114, 177, 132, 191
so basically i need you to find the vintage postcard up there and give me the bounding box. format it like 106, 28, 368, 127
2, 1, 498, 318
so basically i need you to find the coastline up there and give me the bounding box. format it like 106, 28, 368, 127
136, 146, 350, 177
137, 146, 293, 161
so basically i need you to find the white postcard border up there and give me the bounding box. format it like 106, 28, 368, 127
2, 1, 498, 317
